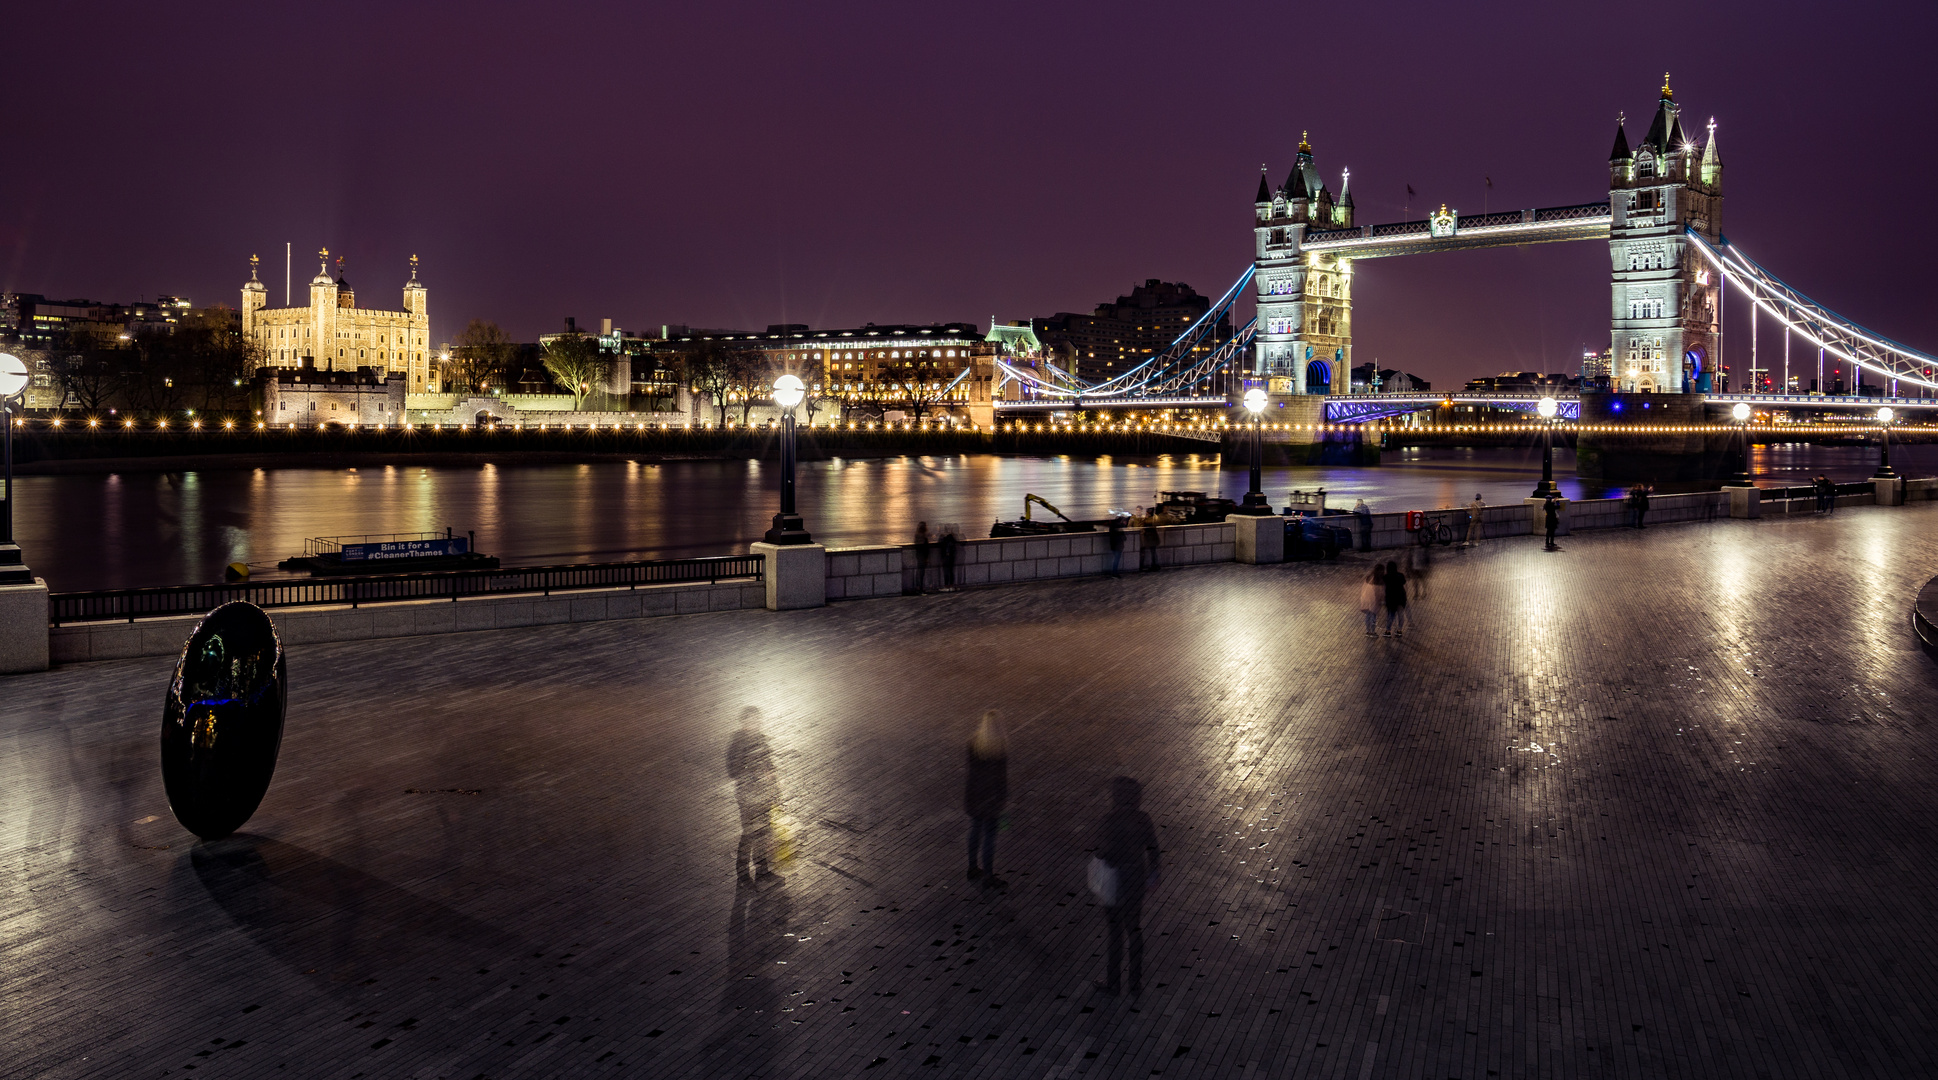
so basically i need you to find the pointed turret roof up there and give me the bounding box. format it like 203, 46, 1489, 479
1257, 166, 1272, 203
1667, 114, 1688, 152
1702, 118, 1721, 167
1609, 117, 1632, 161
1339, 167, 1353, 207
1283, 163, 1307, 199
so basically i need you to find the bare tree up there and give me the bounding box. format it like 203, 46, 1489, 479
669, 343, 733, 425
725, 348, 773, 425
450, 319, 518, 393
53, 329, 127, 411
872, 360, 952, 419
540, 330, 605, 410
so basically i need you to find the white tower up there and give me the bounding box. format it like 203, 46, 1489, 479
1608, 74, 1723, 393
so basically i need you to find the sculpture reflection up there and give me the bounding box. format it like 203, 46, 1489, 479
161, 601, 287, 839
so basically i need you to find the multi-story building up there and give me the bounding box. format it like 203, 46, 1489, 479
257, 361, 407, 427
241, 250, 433, 392
1607, 77, 1722, 393
654, 322, 1000, 418
1032, 280, 1230, 382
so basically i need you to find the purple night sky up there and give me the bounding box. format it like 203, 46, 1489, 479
5, 1, 1934, 389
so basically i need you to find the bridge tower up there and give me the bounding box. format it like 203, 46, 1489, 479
1607, 74, 1723, 393
1253, 134, 1355, 392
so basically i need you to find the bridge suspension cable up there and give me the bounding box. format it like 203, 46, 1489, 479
1688, 231, 1938, 390
995, 266, 1257, 403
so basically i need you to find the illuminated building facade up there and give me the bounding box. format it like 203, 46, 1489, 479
1252, 132, 1356, 391
1607, 76, 1722, 393
241, 250, 433, 392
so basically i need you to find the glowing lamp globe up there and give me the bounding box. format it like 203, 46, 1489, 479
0, 353, 27, 400
1878, 406, 1894, 423
1537, 396, 1558, 420
1243, 388, 1267, 414
772, 373, 806, 410
1732, 402, 1751, 422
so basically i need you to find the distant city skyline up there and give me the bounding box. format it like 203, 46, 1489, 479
5, 1, 1935, 392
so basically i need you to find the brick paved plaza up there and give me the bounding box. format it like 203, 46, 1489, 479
6, 505, 1938, 1079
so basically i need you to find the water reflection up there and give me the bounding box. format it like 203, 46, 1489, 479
16, 443, 1935, 590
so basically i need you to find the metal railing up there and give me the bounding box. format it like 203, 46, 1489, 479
50, 554, 764, 626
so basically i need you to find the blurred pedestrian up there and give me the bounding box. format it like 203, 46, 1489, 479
1465, 494, 1486, 545
1352, 498, 1373, 552
1408, 536, 1431, 598
1359, 562, 1384, 637
1091, 776, 1159, 997
1107, 514, 1126, 577
727, 707, 783, 887
964, 711, 1008, 888
1382, 560, 1409, 636
939, 525, 960, 592
1626, 485, 1648, 528
1140, 509, 1162, 572
1543, 494, 1561, 550
911, 521, 931, 594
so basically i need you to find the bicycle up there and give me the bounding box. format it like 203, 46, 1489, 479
1414, 510, 1455, 546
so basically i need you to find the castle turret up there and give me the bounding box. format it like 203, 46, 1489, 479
1701, 117, 1723, 189
309, 248, 338, 369
402, 255, 430, 392
241, 254, 266, 343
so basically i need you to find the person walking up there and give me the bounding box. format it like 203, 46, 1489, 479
1092, 776, 1159, 997
1352, 498, 1373, 552
1625, 485, 1645, 528
1812, 475, 1829, 514
939, 525, 960, 592
911, 521, 932, 594
1382, 560, 1409, 636
1107, 513, 1126, 578
1140, 509, 1162, 572
1465, 494, 1486, 545
1358, 563, 1385, 637
964, 711, 1008, 888
1408, 534, 1431, 598
1543, 494, 1561, 551
727, 707, 783, 887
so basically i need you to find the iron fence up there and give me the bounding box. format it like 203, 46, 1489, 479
50, 555, 764, 626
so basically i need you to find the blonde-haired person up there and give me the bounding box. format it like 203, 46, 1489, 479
965, 711, 1009, 888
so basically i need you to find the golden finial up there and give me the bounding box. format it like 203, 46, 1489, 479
1661, 71, 1673, 99
1299, 129, 1311, 153
317, 247, 329, 274
409, 253, 420, 281
249, 253, 259, 280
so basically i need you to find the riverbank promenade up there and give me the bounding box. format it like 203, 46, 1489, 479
6, 506, 1938, 1079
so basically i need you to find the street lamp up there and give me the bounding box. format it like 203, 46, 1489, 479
1530, 395, 1560, 498
1874, 405, 1897, 479
1721, 401, 1754, 485
1239, 387, 1272, 514
763, 373, 812, 544
0, 353, 32, 584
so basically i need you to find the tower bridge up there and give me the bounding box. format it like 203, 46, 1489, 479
994, 75, 1938, 429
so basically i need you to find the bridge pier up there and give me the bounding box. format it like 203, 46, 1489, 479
1574, 393, 1741, 484
1220, 395, 1379, 469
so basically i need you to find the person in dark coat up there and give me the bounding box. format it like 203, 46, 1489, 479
939, 525, 960, 592
1140, 510, 1162, 572
964, 711, 1009, 887
1094, 777, 1160, 996
1107, 514, 1126, 577
910, 521, 931, 593
1543, 495, 1561, 550
727, 707, 782, 887
1382, 562, 1408, 636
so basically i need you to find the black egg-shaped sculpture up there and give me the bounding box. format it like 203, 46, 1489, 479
161, 601, 287, 839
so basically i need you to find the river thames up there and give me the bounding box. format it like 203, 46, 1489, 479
13, 443, 1922, 591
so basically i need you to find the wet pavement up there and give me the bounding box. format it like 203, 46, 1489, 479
5, 503, 1938, 1078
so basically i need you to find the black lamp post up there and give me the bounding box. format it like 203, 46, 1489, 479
1239, 387, 1273, 514
1874, 406, 1898, 479
1726, 402, 1754, 486
763, 373, 813, 544
1530, 396, 1560, 498
0, 353, 32, 584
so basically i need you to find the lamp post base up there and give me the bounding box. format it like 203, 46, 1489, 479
1529, 481, 1559, 499
762, 513, 813, 546
1237, 492, 1275, 516
1724, 473, 1755, 487
0, 542, 32, 586
1873, 465, 1899, 480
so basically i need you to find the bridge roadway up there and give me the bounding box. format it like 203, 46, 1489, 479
997, 391, 1938, 422
6, 506, 1938, 1078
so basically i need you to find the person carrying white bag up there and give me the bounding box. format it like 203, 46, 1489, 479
1087, 776, 1160, 997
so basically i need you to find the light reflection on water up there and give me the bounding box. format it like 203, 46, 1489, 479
15, 444, 1933, 591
